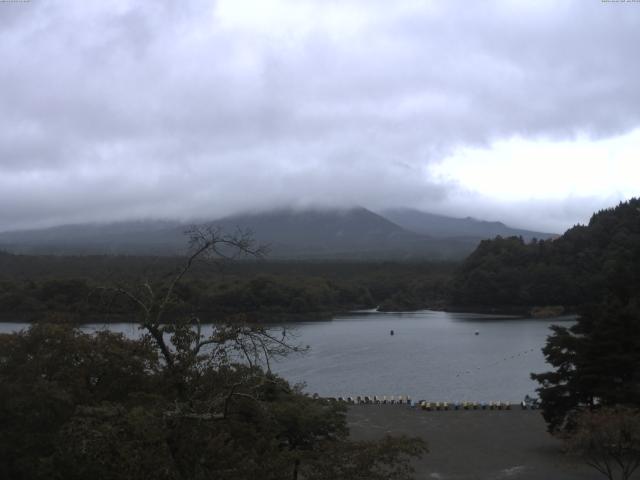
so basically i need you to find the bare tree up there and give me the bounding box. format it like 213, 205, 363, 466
104, 225, 303, 374
568, 407, 640, 480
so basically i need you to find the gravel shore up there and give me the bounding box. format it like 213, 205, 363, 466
347, 405, 606, 480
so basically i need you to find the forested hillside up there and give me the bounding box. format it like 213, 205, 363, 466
0, 254, 453, 321
451, 198, 640, 309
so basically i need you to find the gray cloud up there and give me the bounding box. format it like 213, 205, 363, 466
1, 0, 639, 232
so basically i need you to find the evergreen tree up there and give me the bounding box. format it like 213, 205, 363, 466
532, 295, 640, 433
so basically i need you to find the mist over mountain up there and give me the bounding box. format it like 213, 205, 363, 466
0, 207, 554, 260
209, 207, 481, 259
0, 220, 187, 256
381, 208, 556, 241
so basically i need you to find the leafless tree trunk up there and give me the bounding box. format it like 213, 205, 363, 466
104, 225, 304, 373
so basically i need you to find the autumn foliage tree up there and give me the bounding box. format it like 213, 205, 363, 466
568, 407, 640, 480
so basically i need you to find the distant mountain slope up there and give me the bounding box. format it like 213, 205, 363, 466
0, 220, 187, 255
226, 208, 485, 259
212, 207, 441, 258
451, 198, 640, 308
380, 208, 556, 240
0, 208, 478, 259
0, 206, 553, 260
214, 208, 405, 248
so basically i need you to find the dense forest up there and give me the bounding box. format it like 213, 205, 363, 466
526, 199, 640, 449
0, 253, 454, 321
451, 198, 640, 310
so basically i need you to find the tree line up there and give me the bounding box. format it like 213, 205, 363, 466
0, 254, 454, 321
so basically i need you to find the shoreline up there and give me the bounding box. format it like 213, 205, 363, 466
0, 306, 579, 324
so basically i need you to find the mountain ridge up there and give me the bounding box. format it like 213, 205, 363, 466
380, 208, 555, 241
0, 207, 555, 259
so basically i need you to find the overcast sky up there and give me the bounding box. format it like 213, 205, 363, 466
1, 0, 639, 233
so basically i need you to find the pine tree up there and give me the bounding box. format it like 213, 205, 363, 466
532, 295, 640, 433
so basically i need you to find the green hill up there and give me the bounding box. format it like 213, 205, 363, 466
451, 198, 640, 309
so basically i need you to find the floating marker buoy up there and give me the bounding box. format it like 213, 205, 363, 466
390, 330, 394, 336
475, 331, 479, 335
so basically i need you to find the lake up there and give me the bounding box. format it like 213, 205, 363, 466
0, 310, 574, 402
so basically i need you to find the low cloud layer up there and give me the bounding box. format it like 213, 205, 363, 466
1, 0, 639, 233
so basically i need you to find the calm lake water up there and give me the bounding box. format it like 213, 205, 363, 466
0, 310, 574, 402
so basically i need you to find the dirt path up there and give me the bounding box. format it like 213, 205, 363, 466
347, 405, 608, 480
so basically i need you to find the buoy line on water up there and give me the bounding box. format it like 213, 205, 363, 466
454, 347, 538, 378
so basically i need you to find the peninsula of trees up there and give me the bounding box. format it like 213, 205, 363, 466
452, 198, 640, 311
